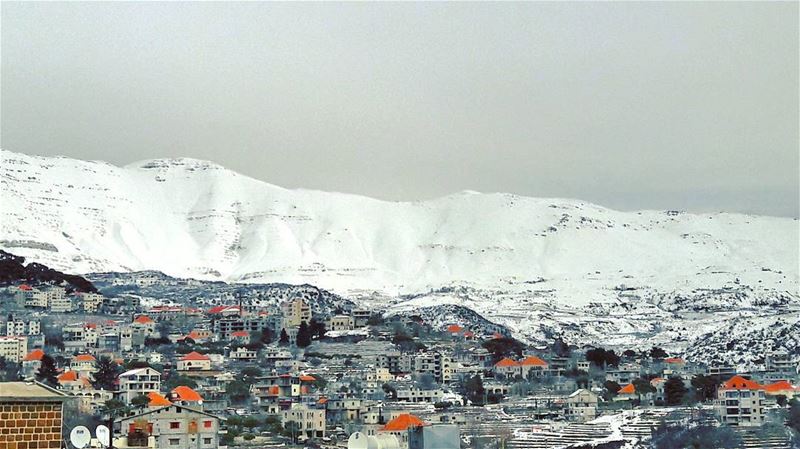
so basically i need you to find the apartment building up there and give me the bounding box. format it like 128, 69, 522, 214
115, 404, 223, 449
0, 336, 28, 362
282, 403, 326, 439
714, 375, 766, 427
117, 367, 162, 402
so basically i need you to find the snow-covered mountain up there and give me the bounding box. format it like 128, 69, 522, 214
2, 149, 798, 362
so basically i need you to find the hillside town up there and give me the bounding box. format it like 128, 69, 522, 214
1, 280, 799, 449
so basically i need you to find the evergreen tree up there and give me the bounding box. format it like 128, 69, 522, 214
309, 319, 326, 339
665, 376, 688, 405
93, 356, 120, 391
131, 394, 150, 409
464, 375, 485, 405
36, 354, 59, 386
296, 322, 312, 347
279, 328, 290, 346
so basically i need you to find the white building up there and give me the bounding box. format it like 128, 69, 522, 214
282, 403, 325, 439
117, 367, 162, 403
564, 389, 599, 422
0, 336, 28, 362
5, 318, 41, 336
327, 315, 354, 332
714, 376, 766, 427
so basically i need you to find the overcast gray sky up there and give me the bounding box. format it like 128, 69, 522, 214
2, 2, 798, 217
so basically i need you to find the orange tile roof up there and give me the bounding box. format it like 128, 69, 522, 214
23, 349, 45, 362
447, 324, 464, 333
58, 371, 79, 382
519, 356, 548, 367
186, 330, 206, 340
381, 414, 425, 432
494, 357, 519, 368
618, 383, 636, 394
318, 397, 328, 404
722, 375, 762, 391
134, 315, 154, 324
650, 377, 666, 386
763, 380, 796, 393
230, 331, 250, 338
148, 391, 172, 406
171, 386, 203, 402
180, 351, 209, 361
299, 375, 316, 382
74, 354, 96, 362
664, 357, 684, 364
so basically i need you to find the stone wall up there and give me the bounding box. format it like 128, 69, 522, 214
0, 400, 63, 449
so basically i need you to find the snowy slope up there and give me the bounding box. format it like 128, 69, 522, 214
2, 149, 798, 360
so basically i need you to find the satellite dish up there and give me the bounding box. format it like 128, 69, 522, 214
96, 425, 110, 447
69, 426, 91, 449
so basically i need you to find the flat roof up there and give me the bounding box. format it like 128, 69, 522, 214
0, 381, 69, 402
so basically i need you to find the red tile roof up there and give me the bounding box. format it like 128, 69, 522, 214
763, 380, 797, 393
73, 354, 96, 362
148, 391, 172, 406
23, 349, 45, 362
381, 414, 425, 432
58, 371, 79, 382
664, 357, 684, 364
19, 284, 32, 291
171, 386, 203, 402
519, 356, 548, 367
230, 331, 250, 338
446, 324, 464, 333
133, 315, 154, 324
180, 351, 209, 361
494, 357, 519, 368
722, 375, 762, 391
618, 383, 636, 394
299, 375, 316, 382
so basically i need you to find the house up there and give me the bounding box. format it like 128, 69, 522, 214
170, 385, 204, 409
379, 414, 426, 449
177, 352, 212, 371
615, 383, 637, 401
114, 403, 224, 449
70, 353, 98, 376
117, 367, 162, 403
21, 348, 45, 378
282, 402, 326, 439
229, 346, 257, 361
650, 377, 667, 403
564, 389, 599, 422
714, 375, 766, 427
132, 315, 158, 338
327, 315, 354, 332
519, 356, 549, 378
229, 330, 250, 344
493, 357, 520, 378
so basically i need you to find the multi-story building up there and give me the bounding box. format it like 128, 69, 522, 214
114, 403, 223, 449
714, 375, 766, 427
21, 348, 46, 378
564, 389, 599, 422
70, 354, 98, 376
280, 297, 311, 328
5, 316, 41, 336
351, 309, 372, 327
79, 292, 105, 313
213, 316, 271, 340
117, 367, 162, 403
327, 315, 354, 332
229, 346, 257, 362
177, 352, 212, 371
132, 315, 158, 338
44, 287, 75, 312
396, 386, 444, 403
281, 403, 325, 439
0, 336, 28, 362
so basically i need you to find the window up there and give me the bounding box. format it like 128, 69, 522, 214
170, 422, 180, 429
204, 420, 212, 428
169, 439, 180, 446
203, 438, 212, 445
